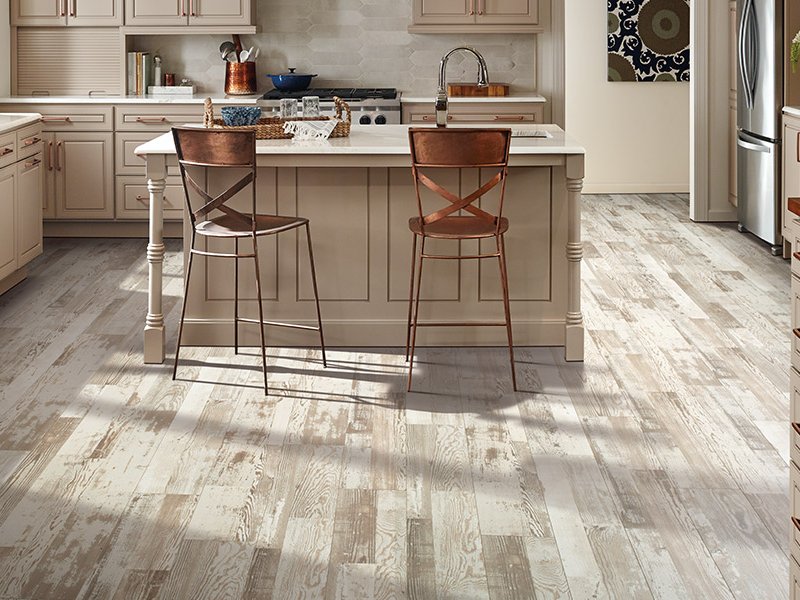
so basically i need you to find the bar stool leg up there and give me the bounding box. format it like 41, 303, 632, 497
251, 234, 269, 395
407, 236, 425, 392
405, 233, 417, 362
305, 222, 327, 368
234, 237, 239, 355
172, 240, 196, 380
498, 234, 517, 392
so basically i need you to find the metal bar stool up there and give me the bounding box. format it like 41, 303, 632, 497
405, 127, 516, 392
171, 126, 326, 394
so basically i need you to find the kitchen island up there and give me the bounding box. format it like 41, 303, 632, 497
135, 124, 585, 364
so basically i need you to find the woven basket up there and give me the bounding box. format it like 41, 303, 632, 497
204, 97, 352, 140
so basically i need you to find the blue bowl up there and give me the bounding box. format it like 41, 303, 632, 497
220, 106, 262, 126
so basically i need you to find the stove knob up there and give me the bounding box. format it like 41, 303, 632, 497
374, 114, 387, 125
359, 114, 372, 125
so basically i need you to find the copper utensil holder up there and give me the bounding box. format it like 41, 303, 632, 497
225, 62, 257, 96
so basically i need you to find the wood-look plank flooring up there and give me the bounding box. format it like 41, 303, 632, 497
0, 193, 790, 599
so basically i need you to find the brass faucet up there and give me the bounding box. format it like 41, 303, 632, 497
435, 47, 489, 127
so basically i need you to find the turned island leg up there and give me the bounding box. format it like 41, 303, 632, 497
144, 154, 167, 364
565, 155, 585, 362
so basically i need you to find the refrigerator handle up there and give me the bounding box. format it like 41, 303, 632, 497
737, 135, 771, 153
747, 0, 759, 103
738, 0, 753, 108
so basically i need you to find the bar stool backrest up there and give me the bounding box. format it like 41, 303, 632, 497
172, 127, 257, 232
408, 128, 512, 237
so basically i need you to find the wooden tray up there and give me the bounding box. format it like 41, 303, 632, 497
203, 97, 352, 139
447, 83, 510, 97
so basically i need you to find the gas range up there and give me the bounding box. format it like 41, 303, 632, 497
258, 87, 401, 125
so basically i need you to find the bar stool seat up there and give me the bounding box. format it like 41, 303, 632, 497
197, 214, 308, 238
408, 215, 509, 239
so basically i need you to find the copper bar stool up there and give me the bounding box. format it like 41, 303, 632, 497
171, 126, 326, 394
405, 127, 516, 392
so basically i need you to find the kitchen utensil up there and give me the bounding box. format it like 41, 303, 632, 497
302, 96, 320, 117
220, 106, 262, 126
232, 34, 243, 54
266, 68, 318, 92
252, 48, 260, 61
280, 98, 298, 118
224, 61, 257, 95
219, 41, 236, 62
239, 48, 250, 62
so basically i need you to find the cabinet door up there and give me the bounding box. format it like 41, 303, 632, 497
0, 166, 17, 281
17, 154, 44, 266
414, 0, 475, 25
125, 0, 186, 25
42, 133, 56, 219
785, 120, 800, 235
54, 132, 114, 220
11, 0, 67, 26
189, 0, 250, 25
477, 0, 537, 24
69, 0, 122, 25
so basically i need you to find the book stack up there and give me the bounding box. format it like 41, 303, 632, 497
127, 52, 150, 96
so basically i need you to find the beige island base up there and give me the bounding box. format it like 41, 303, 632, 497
135, 124, 585, 364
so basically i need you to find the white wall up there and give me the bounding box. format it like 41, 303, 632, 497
565, 1, 690, 194
0, 2, 8, 96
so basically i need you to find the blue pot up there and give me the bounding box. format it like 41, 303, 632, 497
266, 68, 317, 92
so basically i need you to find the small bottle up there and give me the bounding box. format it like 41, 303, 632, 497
153, 55, 162, 87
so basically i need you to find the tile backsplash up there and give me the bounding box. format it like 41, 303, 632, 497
133, 0, 536, 95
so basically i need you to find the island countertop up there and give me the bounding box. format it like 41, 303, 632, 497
135, 123, 585, 159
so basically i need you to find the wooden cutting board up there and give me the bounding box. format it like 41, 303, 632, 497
447, 83, 510, 97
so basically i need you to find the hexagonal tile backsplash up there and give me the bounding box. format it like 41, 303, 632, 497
132, 0, 536, 96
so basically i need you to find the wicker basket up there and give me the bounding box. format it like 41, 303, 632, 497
204, 97, 352, 140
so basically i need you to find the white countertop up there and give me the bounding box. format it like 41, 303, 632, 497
0, 113, 42, 134
400, 95, 546, 104
784, 106, 800, 118
135, 123, 584, 157
0, 95, 261, 105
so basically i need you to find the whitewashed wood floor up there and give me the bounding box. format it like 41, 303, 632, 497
0, 193, 790, 600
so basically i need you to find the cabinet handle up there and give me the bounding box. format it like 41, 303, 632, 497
190, 0, 195, 16
55, 141, 62, 171
23, 137, 41, 147
493, 115, 526, 121
136, 195, 170, 205
41, 116, 71, 123
796, 131, 799, 163
47, 141, 53, 171
793, 516, 800, 531
181, 0, 186, 17
135, 116, 168, 124
478, 0, 484, 15
421, 114, 453, 122
469, 0, 474, 15
0, 147, 13, 157
24, 158, 41, 170
69, 0, 75, 17
60, 0, 66, 16
793, 422, 800, 436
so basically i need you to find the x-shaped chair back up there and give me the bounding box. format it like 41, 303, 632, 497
172, 127, 257, 232
408, 128, 512, 236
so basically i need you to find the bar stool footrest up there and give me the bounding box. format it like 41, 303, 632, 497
236, 317, 322, 332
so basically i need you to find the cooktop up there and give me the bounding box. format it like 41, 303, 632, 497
262, 88, 398, 101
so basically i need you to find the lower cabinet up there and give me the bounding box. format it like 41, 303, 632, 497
44, 131, 114, 219
401, 100, 546, 125
115, 176, 185, 221
0, 164, 17, 281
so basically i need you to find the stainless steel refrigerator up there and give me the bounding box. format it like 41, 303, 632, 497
737, 0, 783, 252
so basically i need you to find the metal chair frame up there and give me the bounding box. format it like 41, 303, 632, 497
171, 126, 326, 394
405, 127, 516, 391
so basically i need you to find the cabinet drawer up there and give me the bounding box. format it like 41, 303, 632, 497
115, 176, 185, 220
408, 111, 541, 124
793, 423, 800, 476
115, 105, 205, 132
792, 276, 800, 371
793, 555, 800, 600
0, 105, 114, 131
0, 132, 17, 169
16, 123, 44, 161
115, 132, 180, 175
792, 367, 800, 424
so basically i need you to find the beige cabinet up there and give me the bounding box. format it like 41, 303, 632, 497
784, 113, 800, 241
411, 0, 539, 31
51, 132, 114, 220
401, 100, 545, 125
17, 154, 44, 265
125, 0, 252, 26
0, 165, 18, 281
12, 0, 122, 25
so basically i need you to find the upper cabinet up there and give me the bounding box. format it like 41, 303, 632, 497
12, 0, 122, 26
125, 0, 252, 26
410, 0, 541, 33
